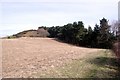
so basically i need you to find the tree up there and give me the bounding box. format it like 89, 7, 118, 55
47, 18, 114, 49
111, 21, 120, 62
48, 26, 57, 37
60, 23, 73, 42
92, 24, 100, 47
72, 21, 84, 44
82, 26, 93, 47
87, 26, 93, 46
98, 18, 112, 48
111, 21, 120, 41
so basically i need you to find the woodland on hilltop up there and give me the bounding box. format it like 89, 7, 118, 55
47, 18, 118, 49
9, 18, 119, 49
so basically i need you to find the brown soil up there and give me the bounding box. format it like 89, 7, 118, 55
2, 37, 100, 78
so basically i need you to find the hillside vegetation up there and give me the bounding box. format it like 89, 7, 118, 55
33, 50, 120, 78
2, 18, 120, 78
8, 27, 49, 38
7, 18, 118, 49
5, 17, 120, 65
48, 18, 117, 49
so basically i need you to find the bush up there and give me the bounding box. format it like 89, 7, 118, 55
112, 42, 120, 63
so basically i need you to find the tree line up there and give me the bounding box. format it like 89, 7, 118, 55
8, 18, 117, 49
47, 18, 117, 49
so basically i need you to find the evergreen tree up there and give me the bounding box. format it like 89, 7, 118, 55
98, 18, 111, 48
47, 18, 115, 49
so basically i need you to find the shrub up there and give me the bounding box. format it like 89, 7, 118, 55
112, 42, 120, 63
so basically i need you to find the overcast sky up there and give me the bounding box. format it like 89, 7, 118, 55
0, 0, 119, 37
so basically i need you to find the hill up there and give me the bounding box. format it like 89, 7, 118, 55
11, 27, 49, 38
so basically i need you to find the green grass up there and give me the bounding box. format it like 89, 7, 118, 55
32, 50, 120, 78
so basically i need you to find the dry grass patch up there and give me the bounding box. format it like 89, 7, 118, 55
33, 50, 120, 78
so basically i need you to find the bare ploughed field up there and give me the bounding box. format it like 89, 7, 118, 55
2, 38, 100, 78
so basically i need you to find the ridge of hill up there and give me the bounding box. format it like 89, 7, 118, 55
9, 27, 50, 38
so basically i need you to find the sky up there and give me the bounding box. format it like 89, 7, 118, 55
0, 0, 119, 37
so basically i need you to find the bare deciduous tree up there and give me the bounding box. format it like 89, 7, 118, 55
112, 20, 120, 63
112, 20, 120, 40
